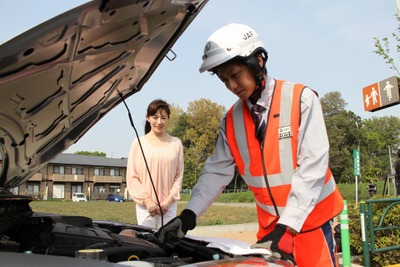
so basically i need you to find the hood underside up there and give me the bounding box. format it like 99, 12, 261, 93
0, 0, 208, 189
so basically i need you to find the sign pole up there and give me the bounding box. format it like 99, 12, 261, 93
353, 150, 360, 205
355, 175, 358, 206
340, 200, 352, 267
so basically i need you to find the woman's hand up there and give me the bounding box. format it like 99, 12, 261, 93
160, 195, 174, 214
145, 199, 161, 216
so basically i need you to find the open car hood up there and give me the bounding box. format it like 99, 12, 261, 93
0, 3, 296, 266
0, 0, 208, 189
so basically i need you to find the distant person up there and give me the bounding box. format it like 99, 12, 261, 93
367, 179, 377, 198
126, 99, 184, 229
395, 149, 400, 196
157, 23, 344, 267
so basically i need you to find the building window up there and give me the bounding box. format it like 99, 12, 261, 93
110, 185, 121, 194
53, 166, 65, 174
94, 185, 106, 193
53, 184, 65, 199
110, 169, 120, 176
72, 167, 83, 175
71, 185, 83, 194
94, 168, 105, 176
93, 185, 106, 200
26, 182, 40, 197
11, 187, 19, 195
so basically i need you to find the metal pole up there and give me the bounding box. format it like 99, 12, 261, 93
389, 145, 394, 173
388, 145, 397, 195
355, 175, 359, 206
397, 0, 400, 16
340, 200, 352, 267
360, 201, 370, 267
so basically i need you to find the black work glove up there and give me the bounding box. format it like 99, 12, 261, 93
250, 224, 297, 266
157, 209, 196, 249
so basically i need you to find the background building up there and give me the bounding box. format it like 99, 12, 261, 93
7, 153, 128, 201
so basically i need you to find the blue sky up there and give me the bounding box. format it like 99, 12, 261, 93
1, 1, 400, 158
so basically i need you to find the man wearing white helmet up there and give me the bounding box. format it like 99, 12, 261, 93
158, 23, 344, 267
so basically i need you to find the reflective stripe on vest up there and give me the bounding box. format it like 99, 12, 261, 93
226, 80, 343, 232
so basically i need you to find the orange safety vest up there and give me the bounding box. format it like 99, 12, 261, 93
225, 80, 343, 235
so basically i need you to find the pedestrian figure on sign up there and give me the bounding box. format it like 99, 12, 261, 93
383, 81, 393, 101
364, 94, 370, 107
370, 87, 379, 105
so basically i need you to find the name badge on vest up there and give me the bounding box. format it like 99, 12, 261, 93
278, 125, 292, 139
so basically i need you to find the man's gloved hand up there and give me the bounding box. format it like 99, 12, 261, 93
250, 224, 297, 266
157, 209, 196, 249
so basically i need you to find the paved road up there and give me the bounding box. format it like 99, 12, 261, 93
210, 202, 256, 207
187, 202, 258, 243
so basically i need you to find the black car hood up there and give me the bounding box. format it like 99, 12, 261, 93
0, 0, 208, 189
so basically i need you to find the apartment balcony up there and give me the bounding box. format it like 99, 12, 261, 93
93, 175, 123, 183
28, 173, 43, 181
52, 174, 85, 182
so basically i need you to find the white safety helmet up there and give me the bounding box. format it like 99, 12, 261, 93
199, 23, 268, 73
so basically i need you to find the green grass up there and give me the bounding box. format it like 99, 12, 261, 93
338, 180, 388, 201
179, 191, 255, 203
30, 182, 382, 227
30, 200, 257, 226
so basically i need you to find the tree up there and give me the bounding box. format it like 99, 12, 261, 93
320, 91, 400, 184
321, 91, 347, 117
373, 14, 400, 76
170, 113, 189, 146
321, 92, 362, 183
361, 116, 400, 181
167, 103, 184, 134
370, 13, 400, 182
176, 98, 226, 188
74, 151, 107, 157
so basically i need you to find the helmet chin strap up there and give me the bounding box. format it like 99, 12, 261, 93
246, 52, 267, 105
249, 76, 266, 105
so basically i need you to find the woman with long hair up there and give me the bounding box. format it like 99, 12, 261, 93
127, 99, 184, 229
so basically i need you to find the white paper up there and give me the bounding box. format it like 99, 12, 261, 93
185, 234, 271, 256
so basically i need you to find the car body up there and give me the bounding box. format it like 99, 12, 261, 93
106, 193, 125, 202
0, 0, 289, 266
72, 193, 87, 202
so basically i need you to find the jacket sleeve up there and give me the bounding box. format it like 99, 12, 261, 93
278, 87, 331, 231
126, 138, 150, 205
185, 115, 236, 218
168, 138, 184, 201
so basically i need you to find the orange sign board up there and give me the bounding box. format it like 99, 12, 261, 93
363, 76, 400, 112
363, 83, 381, 111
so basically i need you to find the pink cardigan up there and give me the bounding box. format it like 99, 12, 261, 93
126, 135, 184, 205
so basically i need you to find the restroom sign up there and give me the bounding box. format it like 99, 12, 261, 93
363, 76, 400, 112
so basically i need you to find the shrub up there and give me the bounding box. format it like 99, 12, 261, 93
347, 197, 400, 266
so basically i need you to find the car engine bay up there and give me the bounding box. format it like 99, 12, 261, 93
0, 194, 291, 266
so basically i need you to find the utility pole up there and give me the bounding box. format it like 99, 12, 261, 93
389, 145, 396, 195
397, 0, 400, 16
